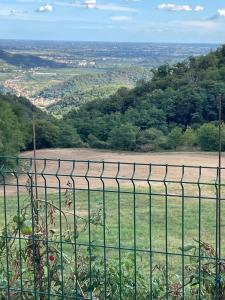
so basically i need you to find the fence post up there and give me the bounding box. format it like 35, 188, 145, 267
32, 114, 45, 299
216, 94, 222, 298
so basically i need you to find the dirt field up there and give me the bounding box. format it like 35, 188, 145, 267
1, 148, 224, 196
20, 148, 224, 167
20, 148, 224, 185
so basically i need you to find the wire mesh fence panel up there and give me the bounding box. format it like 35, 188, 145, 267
0, 156, 224, 299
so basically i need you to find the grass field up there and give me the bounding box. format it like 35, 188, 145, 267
1, 151, 225, 298
2, 149, 225, 257
0, 185, 223, 272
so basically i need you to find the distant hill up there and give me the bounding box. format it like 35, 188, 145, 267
0, 50, 67, 69
65, 44, 225, 151
39, 67, 152, 115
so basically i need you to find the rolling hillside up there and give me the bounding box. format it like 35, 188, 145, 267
38, 67, 152, 115
65, 44, 225, 151
2, 44, 225, 159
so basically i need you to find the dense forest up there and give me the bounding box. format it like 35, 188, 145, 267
65, 44, 225, 152
0, 94, 83, 162
1, 45, 225, 160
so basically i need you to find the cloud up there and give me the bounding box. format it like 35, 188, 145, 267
0, 9, 27, 17
9, 9, 25, 16
157, 4, 204, 12
55, 1, 137, 12
195, 6, 204, 12
208, 8, 225, 20
157, 4, 192, 11
37, 4, 53, 13
97, 4, 137, 12
84, 0, 96, 9
111, 16, 132, 22
218, 8, 225, 17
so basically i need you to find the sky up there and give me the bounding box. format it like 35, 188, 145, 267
0, 0, 225, 43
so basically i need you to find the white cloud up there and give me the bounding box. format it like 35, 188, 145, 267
0, 9, 26, 16
37, 4, 53, 13
157, 3, 192, 11
55, 1, 137, 12
207, 8, 225, 20
218, 8, 225, 17
111, 16, 132, 22
84, 0, 96, 9
195, 6, 204, 12
97, 4, 137, 12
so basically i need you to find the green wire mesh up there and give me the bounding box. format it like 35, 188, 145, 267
0, 156, 224, 299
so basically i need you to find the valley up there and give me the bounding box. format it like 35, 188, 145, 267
0, 40, 217, 116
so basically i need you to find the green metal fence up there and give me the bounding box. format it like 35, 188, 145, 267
0, 156, 224, 299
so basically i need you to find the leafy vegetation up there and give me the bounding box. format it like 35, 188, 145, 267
0, 93, 83, 163
66, 45, 225, 151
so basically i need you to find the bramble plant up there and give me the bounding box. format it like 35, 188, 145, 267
0, 179, 105, 299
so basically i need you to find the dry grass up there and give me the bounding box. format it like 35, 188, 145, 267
1, 148, 223, 196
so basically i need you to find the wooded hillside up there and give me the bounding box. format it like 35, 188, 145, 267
0, 94, 83, 160
2, 45, 225, 158
66, 45, 225, 151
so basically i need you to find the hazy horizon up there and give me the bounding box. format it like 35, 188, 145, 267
0, 0, 225, 44
0, 38, 220, 46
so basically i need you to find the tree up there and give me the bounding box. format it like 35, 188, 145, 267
137, 128, 165, 151
167, 127, 183, 150
196, 123, 225, 151
0, 102, 25, 157
183, 127, 198, 149
87, 134, 108, 149
108, 123, 139, 150
58, 125, 84, 148
35, 121, 60, 149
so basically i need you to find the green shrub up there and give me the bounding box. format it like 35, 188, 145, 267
108, 123, 138, 151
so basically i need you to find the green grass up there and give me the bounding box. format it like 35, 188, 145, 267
0, 185, 223, 269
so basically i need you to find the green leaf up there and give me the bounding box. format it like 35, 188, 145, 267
179, 244, 196, 252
